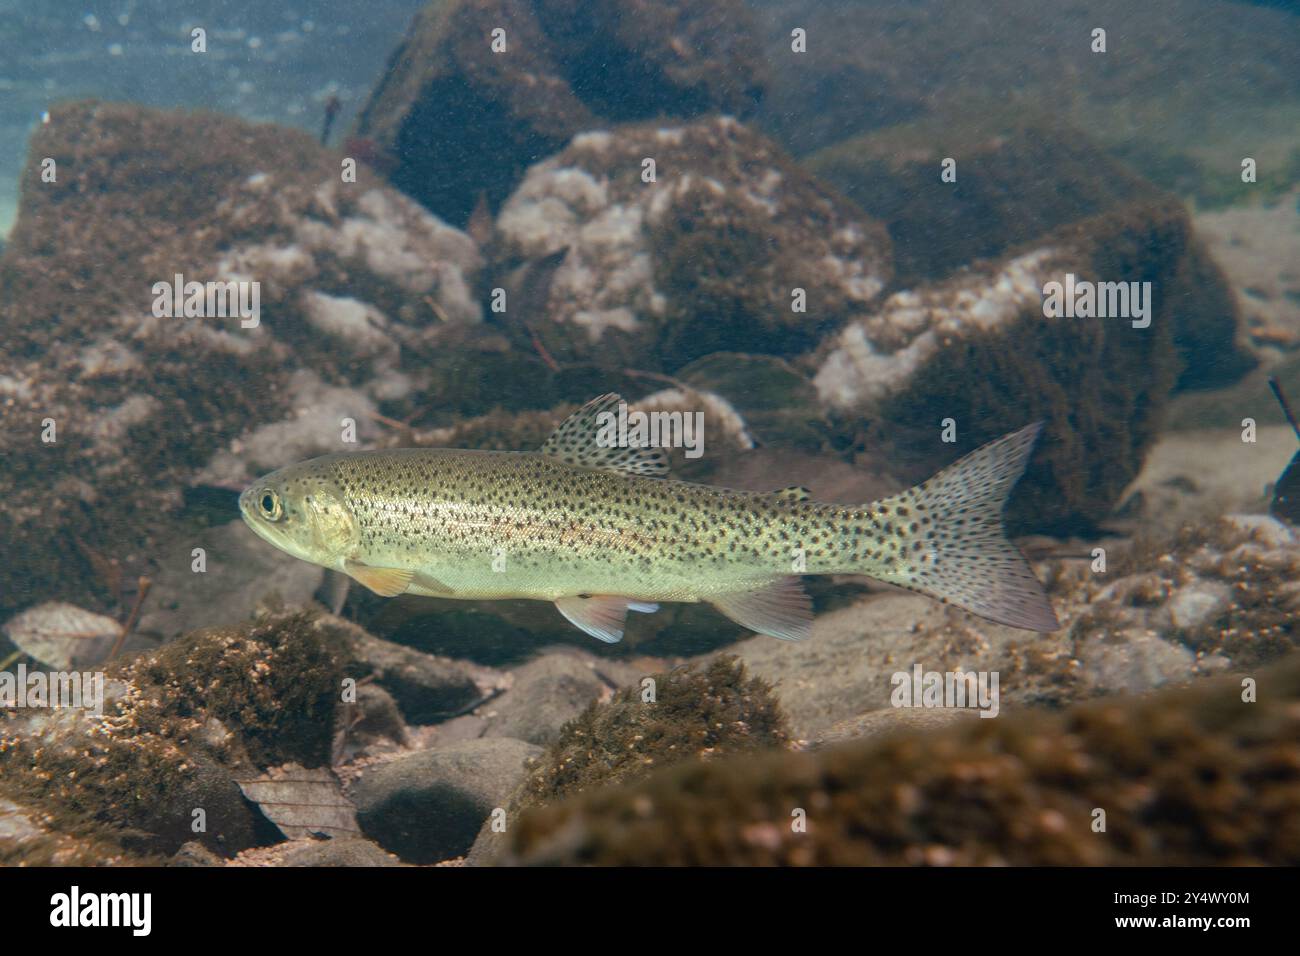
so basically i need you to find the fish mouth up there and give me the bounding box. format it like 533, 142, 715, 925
237, 486, 282, 547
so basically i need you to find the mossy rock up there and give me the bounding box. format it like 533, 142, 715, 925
470, 655, 789, 862
805, 111, 1255, 392
493, 115, 891, 372
0, 100, 481, 620
498, 652, 1300, 865
0, 611, 351, 858
812, 200, 1201, 535
126, 611, 352, 769
355, 0, 767, 228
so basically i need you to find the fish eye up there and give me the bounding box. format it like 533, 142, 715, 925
259, 490, 283, 521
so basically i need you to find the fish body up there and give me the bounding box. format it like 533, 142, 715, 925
240, 395, 1058, 642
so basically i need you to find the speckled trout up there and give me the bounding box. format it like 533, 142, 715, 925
239, 394, 1058, 642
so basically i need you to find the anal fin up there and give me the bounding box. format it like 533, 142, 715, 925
711, 577, 813, 641
555, 595, 660, 644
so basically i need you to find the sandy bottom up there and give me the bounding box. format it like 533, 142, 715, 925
1196, 187, 1300, 350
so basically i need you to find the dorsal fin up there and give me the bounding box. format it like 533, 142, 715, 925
539, 393, 670, 477
774, 486, 812, 502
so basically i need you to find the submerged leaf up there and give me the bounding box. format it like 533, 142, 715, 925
2, 602, 122, 670
235, 764, 359, 840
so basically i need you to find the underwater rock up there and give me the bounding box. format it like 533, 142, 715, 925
806, 115, 1161, 286
497, 653, 1300, 865
1, 684, 266, 858
0, 100, 481, 619
278, 837, 406, 867
749, 0, 1300, 169
168, 841, 224, 867
721, 592, 985, 741
805, 113, 1257, 392
811, 201, 1195, 534
469, 655, 789, 864
351, 737, 541, 864
313, 612, 505, 725
0, 610, 352, 858
137, 520, 324, 641
1064, 514, 1300, 672
0, 796, 137, 867
1075, 633, 1198, 697
353, 0, 766, 227
335, 683, 410, 761
493, 115, 891, 371
477, 651, 611, 747
809, 707, 979, 750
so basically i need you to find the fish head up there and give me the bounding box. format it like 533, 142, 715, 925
239, 460, 357, 568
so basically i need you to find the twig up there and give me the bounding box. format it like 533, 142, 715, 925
107, 577, 151, 662
528, 325, 562, 372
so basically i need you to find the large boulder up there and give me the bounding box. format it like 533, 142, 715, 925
804, 113, 1256, 390
353, 0, 767, 227
0, 101, 481, 618
810, 201, 1195, 534
493, 115, 891, 371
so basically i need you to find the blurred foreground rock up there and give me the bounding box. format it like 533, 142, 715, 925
496, 653, 1300, 865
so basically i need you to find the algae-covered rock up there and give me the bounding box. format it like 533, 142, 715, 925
1064, 514, 1300, 673
811, 201, 1192, 534
804, 113, 1255, 391
469, 656, 788, 863
0, 611, 351, 857
353, 0, 766, 227
312, 612, 504, 725
493, 116, 890, 371
498, 653, 1300, 865
0, 795, 140, 867
520, 655, 789, 801
0, 100, 481, 619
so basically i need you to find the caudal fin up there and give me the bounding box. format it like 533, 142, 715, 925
874, 423, 1059, 632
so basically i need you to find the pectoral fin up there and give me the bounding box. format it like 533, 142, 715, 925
344, 560, 414, 597
711, 577, 813, 641
555, 594, 660, 644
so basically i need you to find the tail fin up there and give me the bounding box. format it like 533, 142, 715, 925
876, 423, 1059, 632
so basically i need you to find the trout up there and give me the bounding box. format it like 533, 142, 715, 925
239, 394, 1058, 642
